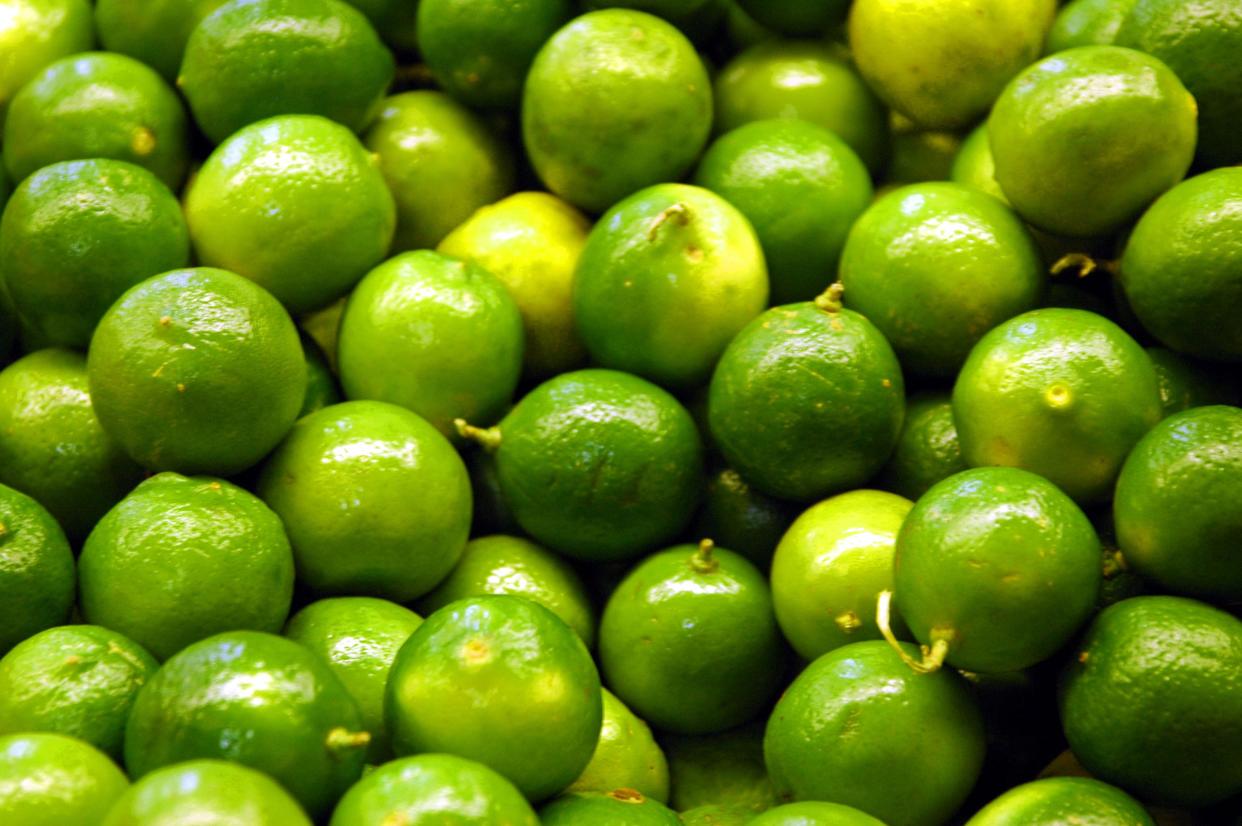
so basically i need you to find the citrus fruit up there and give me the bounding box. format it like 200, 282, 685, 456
185, 114, 395, 314
0, 483, 73, 655
284, 596, 423, 763
664, 722, 777, 813
1146, 347, 1238, 417
1060, 596, 1242, 807
86, 267, 306, 475
3, 52, 188, 190
522, 9, 712, 212
883, 115, 962, 186
573, 183, 768, 388
329, 753, 539, 825
713, 41, 888, 173
258, 400, 472, 601
950, 124, 1008, 203
848, 0, 1056, 129
1047, 0, 1137, 52
102, 760, 311, 826
125, 630, 369, 818
540, 789, 681, 825
337, 250, 524, 437
94, 0, 228, 82
0, 159, 189, 349
466, 448, 521, 537
707, 285, 905, 502
734, 0, 846, 35
459, 369, 703, 562
771, 490, 913, 661
764, 640, 986, 826
300, 296, 346, 372
567, 688, 669, 802
386, 595, 602, 800
840, 182, 1045, 378
0, 349, 143, 540
365, 91, 515, 252
965, 776, 1153, 826
679, 804, 755, 826
345, 0, 420, 51
0, 625, 156, 759
1118, 168, 1242, 361
299, 333, 341, 417
693, 119, 873, 305
748, 802, 887, 826
877, 393, 968, 500
694, 467, 796, 572
952, 308, 1162, 503
0, 733, 128, 826
439, 191, 589, 378
0, 0, 93, 126
988, 45, 1196, 238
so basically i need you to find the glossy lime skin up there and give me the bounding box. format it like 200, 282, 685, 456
950, 124, 1007, 203
965, 777, 1153, 826
1047, 0, 1137, 52
1120, 169, 1242, 361
522, 9, 712, 213
567, 688, 669, 802
679, 804, 754, 826
87, 267, 306, 476
695, 467, 796, 571
3, 52, 188, 190
0, 733, 128, 826
185, 115, 396, 314
1147, 348, 1238, 417
664, 722, 777, 813
492, 369, 703, 562
574, 184, 768, 388
0, 483, 73, 655
386, 595, 603, 800
338, 250, 524, 437
952, 308, 1162, 504
764, 641, 985, 826
694, 119, 872, 305
80, 473, 295, 661
878, 393, 967, 501
0, 159, 189, 349
771, 490, 913, 661
707, 302, 905, 503
284, 597, 422, 763
713, 42, 888, 173
94, 0, 228, 81
988, 46, 1196, 238
125, 631, 368, 818
735, 0, 846, 34
330, 753, 539, 825
0, 625, 156, 759
0, 349, 143, 541
749, 802, 887, 826
259, 401, 471, 601
895, 467, 1101, 673
841, 183, 1044, 378
540, 790, 681, 825
103, 760, 311, 826
300, 333, 341, 417
0, 0, 93, 125
1060, 596, 1242, 807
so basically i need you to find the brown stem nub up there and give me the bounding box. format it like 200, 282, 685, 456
647, 203, 691, 242
814, 282, 846, 313
454, 419, 501, 452
876, 590, 948, 674
690, 538, 718, 574
1049, 253, 1117, 279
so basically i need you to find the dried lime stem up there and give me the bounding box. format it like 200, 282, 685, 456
690, 538, 718, 574
454, 419, 501, 452
876, 590, 949, 674
814, 282, 846, 313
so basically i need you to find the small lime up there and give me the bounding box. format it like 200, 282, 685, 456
567, 688, 670, 803
877, 393, 968, 501
1146, 347, 1238, 417
663, 722, 777, 814
0, 733, 128, 826
0, 483, 74, 655
299, 333, 341, 417
964, 776, 1153, 826
950, 124, 1008, 203
694, 466, 797, 572
102, 760, 311, 826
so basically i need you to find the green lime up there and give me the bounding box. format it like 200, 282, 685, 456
567, 688, 669, 802
94, 0, 227, 82
771, 490, 913, 661
258, 400, 471, 601
365, 91, 515, 252
950, 124, 1007, 203
723, 1, 779, 50
284, 597, 423, 763
0, 159, 189, 349
338, 250, 524, 437
0, 164, 8, 208
734, 0, 846, 35
1146, 347, 1238, 417
748, 802, 887, 826
0, 733, 128, 826
1047, 0, 1137, 52
300, 296, 346, 373
882, 113, 963, 187
103, 760, 311, 826
679, 804, 754, 826
583, 0, 723, 33
764, 640, 985, 826
3, 52, 188, 190
664, 722, 776, 813
541, 789, 681, 825
573, 183, 768, 388
329, 753, 539, 825
461, 369, 703, 562
345, 0, 420, 51
952, 308, 1162, 503
713, 41, 888, 173
988, 45, 1196, 238
707, 286, 905, 502
0, 483, 73, 655
299, 333, 341, 417
522, 9, 712, 212
693, 119, 872, 305
1060, 596, 1242, 807
877, 393, 968, 500
0, 0, 93, 127
125, 631, 369, 818
386, 595, 602, 800
438, 191, 590, 379
466, 448, 521, 537
965, 776, 1153, 826
86, 267, 306, 475
694, 467, 796, 572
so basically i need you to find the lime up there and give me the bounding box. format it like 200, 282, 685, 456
679, 804, 755, 825
0, 483, 73, 655
748, 802, 887, 826
1047, 0, 1137, 52
258, 400, 471, 601
365, 91, 515, 252
300, 296, 346, 372
337, 250, 524, 437
3, 52, 188, 190
567, 688, 669, 802
694, 466, 797, 571
950, 124, 1007, 203
94, 0, 227, 81
86, 267, 306, 475
540, 789, 681, 825
125, 631, 369, 818
877, 393, 968, 500
664, 722, 777, 813
344, 0, 420, 51
329, 753, 539, 825
437, 191, 590, 379
102, 760, 311, 826
952, 308, 1162, 503
299, 333, 341, 417
386, 595, 602, 800
522, 9, 712, 212
0, 0, 93, 126
764, 640, 985, 826
573, 183, 768, 388
0, 733, 128, 826
734, 0, 846, 35
693, 119, 873, 305
1060, 596, 1242, 807
0, 625, 156, 759
965, 776, 1153, 826
722, 0, 777, 49
1146, 347, 1238, 417
466, 448, 521, 537
882, 115, 962, 186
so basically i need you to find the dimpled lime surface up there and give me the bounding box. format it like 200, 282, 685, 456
1047, 0, 1137, 52
964, 777, 1153, 826
566, 688, 669, 802
102, 760, 311, 826
878, 393, 968, 500
540, 790, 682, 825
0, 733, 128, 826
0, 483, 73, 655
748, 801, 887, 826
0, 0, 93, 125
94, 0, 227, 81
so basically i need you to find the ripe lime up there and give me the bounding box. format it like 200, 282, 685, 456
1146, 347, 1237, 417
102, 760, 311, 826
877, 393, 967, 500
0, 0, 93, 125
950, 124, 1008, 203
567, 688, 669, 802
540, 789, 681, 825
664, 722, 777, 813
748, 802, 887, 826
94, 0, 227, 81
1047, 0, 1137, 52
694, 466, 796, 571
0, 733, 128, 826
0, 483, 73, 655
964, 776, 1153, 826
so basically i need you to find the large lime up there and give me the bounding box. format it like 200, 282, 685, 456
0, 733, 128, 826
0, 0, 93, 126
102, 760, 311, 826
1047, 0, 1137, 52
0, 483, 74, 655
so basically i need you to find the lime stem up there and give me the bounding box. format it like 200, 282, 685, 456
454, 419, 501, 452
814, 282, 845, 313
690, 538, 718, 573
647, 203, 691, 242
876, 590, 949, 674
325, 727, 371, 756
1049, 253, 1117, 279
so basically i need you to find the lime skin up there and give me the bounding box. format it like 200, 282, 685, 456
964, 776, 1153, 826
694, 466, 797, 572
663, 721, 778, 814
748, 801, 887, 826
0, 732, 129, 826
540, 789, 682, 825
566, 688, 670, 803
102, 760, 311, 826
1146, 347, 1238, 417
0, 0, 94, 127
679, 804, 755, 826
877, 393, 968, 501
94, 0, 229, 81
1047, 0, 1137, 52
0, 482, 74, 656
